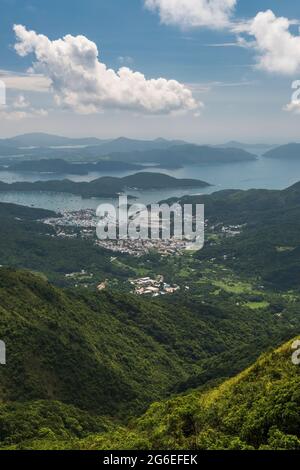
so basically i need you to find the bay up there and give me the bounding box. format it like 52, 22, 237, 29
0, 156, 299, 211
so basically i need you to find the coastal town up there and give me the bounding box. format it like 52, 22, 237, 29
43, 208, 199, 256
95, 238, 188, 257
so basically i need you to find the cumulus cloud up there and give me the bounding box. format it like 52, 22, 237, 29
144, 0, 237, 29
13, 24, 201, 115
247, 10, 300, 75
145, 3, 300, 78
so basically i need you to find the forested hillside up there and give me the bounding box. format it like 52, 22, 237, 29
78, 338, 300, 451
0, 268, 299, 448
3, 337, 299, 450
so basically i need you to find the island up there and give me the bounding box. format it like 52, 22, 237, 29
0, 172, 211, 198
263, 143, 300, 159
0, 159, 143, 175
107, 144, 257, 169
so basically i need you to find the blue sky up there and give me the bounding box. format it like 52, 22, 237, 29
1, 0, 300, 142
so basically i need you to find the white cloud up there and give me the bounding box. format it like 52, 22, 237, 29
0, 110, 28, 121
0, 69, 50, 92
12, 94, 30, 109
284, 101, 300, 114
247, 10, 300, 75
144, 0, 237, 29
0, 109, 47, 121
0, 93, 48, 121
13, 24, 201, 115
144, 3, 300, 78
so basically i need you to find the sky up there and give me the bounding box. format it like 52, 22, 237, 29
1, 0, 300, 143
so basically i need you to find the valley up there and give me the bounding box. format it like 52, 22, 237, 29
0, 134, 299, 451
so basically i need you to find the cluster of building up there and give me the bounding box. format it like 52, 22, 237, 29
130, 275, 181, 296
43, 208, 198, 255
65, 269, 94, 280
44, 209, 98, 228
95, 238, 188, 257
43, 209, 98, 240
210, 223, 244, 238
221, 224, 243, 237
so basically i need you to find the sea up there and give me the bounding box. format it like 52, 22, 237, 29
0, 155, 299, 212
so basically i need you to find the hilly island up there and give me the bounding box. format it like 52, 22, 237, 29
0, 172, 210, 198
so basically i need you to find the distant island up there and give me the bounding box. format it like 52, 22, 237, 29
0, 133, 188, 162
263, 143, 300, 159
0, 133, 186, 151
216, 141, 275, 152
0, 133, 257, 166
0, 159, 143, 175
0, 172, 211, 198
107, 144, 257, 169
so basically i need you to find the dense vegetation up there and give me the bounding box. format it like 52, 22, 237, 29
76, 338, 300, 451
1, 267, 296, 415
3, 338, 299, 450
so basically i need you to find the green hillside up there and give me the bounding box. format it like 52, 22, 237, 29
78, 338, 300, 451
5, 337, 300, 450
170, 182, 300, 289
0, 203, 126, 285
0, 268, 298, 448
